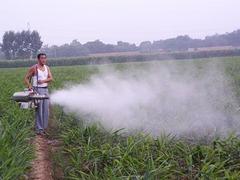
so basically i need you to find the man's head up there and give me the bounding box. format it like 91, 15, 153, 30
37, 53, 47, 65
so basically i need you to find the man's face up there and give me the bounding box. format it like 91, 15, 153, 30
38, 55, 47, 65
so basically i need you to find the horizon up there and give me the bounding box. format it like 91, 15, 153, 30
42, 28, 238, 46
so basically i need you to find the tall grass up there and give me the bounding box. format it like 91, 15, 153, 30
0, 69, 34, 179
52, 112, 240, 179
1, 57, 240, 179
50, 57, 240, 179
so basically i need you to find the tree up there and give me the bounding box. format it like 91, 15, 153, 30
139, 41, 152, 52
1, 30, 42, 60
41, 39, 90, 58
1, 31, 16, 59
115, 41, 137, 52
30, 31, 43, 58
15, 31, 31, 59
0, 47, 5, 59
83, 40, 108, 53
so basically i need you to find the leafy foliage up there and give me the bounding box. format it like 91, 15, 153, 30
0, 69, 34, 179
1, 30, 42, 60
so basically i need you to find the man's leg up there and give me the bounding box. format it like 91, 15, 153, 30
35, 88, 45, 133
35, 99, 44, 133
42, 89, 49, 130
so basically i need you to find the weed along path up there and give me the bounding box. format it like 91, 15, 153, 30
29, 135, 54, 180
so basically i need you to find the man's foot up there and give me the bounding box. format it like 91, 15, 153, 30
42, 131, 49, 136
36, 130, 44, 136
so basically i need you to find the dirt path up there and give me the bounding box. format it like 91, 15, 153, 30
29, 135, 54, 180
29, 107, 63, 180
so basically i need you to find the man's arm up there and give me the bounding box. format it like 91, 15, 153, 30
24, 67, 34, 89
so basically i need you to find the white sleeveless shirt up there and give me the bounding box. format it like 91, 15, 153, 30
32, 65, 49, 87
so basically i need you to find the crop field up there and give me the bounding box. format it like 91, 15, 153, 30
1, 56, 240, 179
0, 69, 34, 179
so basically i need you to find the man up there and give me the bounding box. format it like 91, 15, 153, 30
24, 53, 53, 135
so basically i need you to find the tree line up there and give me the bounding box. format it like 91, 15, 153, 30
1, 29, 240, 60
41, 40, 138, 58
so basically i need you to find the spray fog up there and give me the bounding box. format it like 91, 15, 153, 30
51, 61, 240, 137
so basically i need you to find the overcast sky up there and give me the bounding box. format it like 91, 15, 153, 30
0, 0, 239, 46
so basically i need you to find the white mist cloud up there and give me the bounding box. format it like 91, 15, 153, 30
51, 61, 240, 137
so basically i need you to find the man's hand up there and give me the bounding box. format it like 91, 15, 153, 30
38, 80, 45, 84
28, 85, 33, 90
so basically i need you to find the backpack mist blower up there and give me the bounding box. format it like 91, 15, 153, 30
12, 88, 49, 109
12, 64, 49, 109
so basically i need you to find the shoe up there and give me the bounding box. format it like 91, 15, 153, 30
42, 131, 49, 136
36, 130, 44, 136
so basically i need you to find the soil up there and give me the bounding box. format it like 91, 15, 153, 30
29, 134, 54, 180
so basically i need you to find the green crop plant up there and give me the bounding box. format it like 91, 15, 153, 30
1, 56, 240, 179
